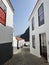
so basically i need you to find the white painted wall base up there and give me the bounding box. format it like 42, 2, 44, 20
13, 47, 17, 54
30, 47, 41, 58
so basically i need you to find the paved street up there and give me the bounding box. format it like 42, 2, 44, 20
3, 46, 49, 65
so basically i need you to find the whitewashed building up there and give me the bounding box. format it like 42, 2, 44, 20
29, 0, 49, 62
0, 0, 14, 64
16, 38, 25, 48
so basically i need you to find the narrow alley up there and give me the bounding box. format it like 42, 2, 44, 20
3, 46, 49, 65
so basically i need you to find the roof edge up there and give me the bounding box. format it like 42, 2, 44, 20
28, 0, 39, 21
6, 0, 14, 12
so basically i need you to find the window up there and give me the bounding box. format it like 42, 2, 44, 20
32, 35, 35, 48
38, 3, 44, 26
32, 17, 34, 30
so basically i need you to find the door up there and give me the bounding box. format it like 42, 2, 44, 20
39, 33, 47, 60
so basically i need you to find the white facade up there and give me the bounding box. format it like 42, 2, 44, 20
13, 37, 25, 54
0, 0, 14, 43
16, 38, 25, 48
0, 0, 14, 64
13, 37, 17, 54
29, 0, 49, 62
13, 37, 17, 47
18, 40, 25, 48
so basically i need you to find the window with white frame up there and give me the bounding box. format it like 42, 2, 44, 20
38, 3, 44, 26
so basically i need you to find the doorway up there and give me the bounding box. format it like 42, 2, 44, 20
39, 33, 47, 60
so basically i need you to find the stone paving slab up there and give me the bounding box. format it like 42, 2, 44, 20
3, 47, 49, 65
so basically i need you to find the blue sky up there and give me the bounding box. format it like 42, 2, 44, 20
11, 0, 37, 36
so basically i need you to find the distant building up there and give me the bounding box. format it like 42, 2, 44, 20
0, 0, 14, 64
16, 37, 25, 49
29, 0, 49, 62
13, 37, 25, 54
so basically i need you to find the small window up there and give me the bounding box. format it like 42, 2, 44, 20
32, 35, 35, 48
32, 17, 34, 30
38, 3, 44, 26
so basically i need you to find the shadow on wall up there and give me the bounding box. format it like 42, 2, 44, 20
0, 43, 13, 65
0, 24, 13, 65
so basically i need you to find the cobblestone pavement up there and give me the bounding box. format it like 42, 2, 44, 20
3, 46, 49, 65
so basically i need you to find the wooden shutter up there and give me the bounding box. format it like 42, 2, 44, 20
0, 7, 6, 26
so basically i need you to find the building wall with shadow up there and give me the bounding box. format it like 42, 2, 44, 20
0, 24, 13, 65
0, 0, 14, 64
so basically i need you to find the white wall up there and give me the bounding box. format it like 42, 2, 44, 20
29, 0, 44, 57
29, 0, 49, 62
0, 0, 13, 43
18, 40, 25, 48
43, 0, 49, 62
2, 0, 13, 27
0, 24, 13, 43
13, 37, 17, 47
